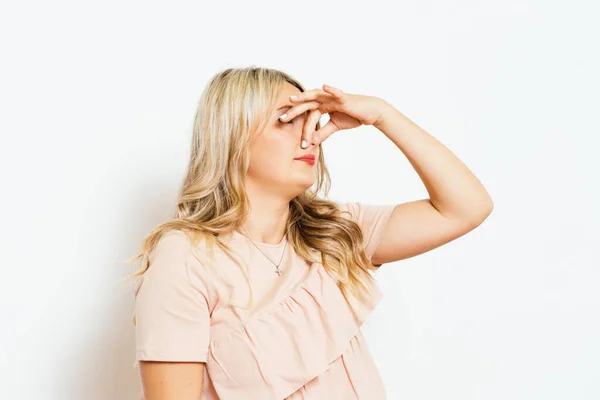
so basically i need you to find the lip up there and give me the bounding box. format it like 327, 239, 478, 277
294, 155, 316, 161
295, 158, 315, 165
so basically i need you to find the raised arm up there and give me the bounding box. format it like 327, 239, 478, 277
370, 102, 494, 265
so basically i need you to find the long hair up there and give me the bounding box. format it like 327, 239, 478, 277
125, 66, 380, 325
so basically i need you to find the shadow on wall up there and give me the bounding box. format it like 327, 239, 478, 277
56, 175, 173, 400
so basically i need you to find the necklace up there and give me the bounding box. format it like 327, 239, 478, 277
239, 224, 289, 277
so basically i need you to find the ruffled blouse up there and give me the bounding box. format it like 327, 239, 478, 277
134, 202, 395, 399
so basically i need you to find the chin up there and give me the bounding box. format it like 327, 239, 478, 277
289, 176, 314, 192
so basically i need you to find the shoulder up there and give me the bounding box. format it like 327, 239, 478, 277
334, 201, 395, 224
149, 229, 216, 292
334, 201, 366, 223
151, 230, 192, 259
152, 230, 212, 264
334, 201, 353, 215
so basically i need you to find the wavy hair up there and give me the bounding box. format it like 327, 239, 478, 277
125, 66, 380, 325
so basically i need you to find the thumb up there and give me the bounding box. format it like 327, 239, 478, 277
313, 119, 339, 145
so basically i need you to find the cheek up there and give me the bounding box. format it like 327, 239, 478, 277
249, 135, 295, 173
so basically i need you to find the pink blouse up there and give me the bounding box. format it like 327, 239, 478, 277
134, 202, 395, 399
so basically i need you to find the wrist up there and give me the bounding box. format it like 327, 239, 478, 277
372, 98, 396, 129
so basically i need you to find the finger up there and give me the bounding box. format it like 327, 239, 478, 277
288, 88, 324, 102
302, 109, 322, 149
279, 100, 320, 122
322, 84, 345, 100
313, 119, 339, 145
289, 88, 333, 103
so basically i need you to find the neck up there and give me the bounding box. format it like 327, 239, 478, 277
239, 192, 291, 245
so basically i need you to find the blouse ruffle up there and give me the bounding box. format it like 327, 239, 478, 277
205, 262, 382, 399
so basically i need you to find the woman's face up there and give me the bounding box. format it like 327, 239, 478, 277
247, 82, 320, 199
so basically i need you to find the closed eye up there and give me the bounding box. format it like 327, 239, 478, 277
279, 112, 306, 125
279, 116, 298, 125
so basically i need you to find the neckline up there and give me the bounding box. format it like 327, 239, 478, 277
232, 229, 287, 248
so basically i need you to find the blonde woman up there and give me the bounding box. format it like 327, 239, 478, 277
128, 67, 493, 399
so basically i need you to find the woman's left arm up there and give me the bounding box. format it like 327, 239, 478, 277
370, 100, 494, 264
284, 85, 493, 264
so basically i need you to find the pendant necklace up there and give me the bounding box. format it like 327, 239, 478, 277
239, 224, 289, 277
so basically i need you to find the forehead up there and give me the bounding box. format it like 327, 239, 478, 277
273, 82, 302, 110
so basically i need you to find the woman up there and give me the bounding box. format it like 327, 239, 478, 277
128, 66, 493, 399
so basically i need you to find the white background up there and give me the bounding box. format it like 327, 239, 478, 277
1, 1, 598, 399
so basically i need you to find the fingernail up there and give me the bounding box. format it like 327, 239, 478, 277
301, 140, 307, 148
289, 95, 297, 100
280, 113, 287, 120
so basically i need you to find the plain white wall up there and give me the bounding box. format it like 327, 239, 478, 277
1, 0, 598, 399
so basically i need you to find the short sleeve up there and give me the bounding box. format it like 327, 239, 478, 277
337, 202, 396, 265
134, 231, 211, 363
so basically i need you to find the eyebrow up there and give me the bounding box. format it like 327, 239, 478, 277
276, 105, 292, 111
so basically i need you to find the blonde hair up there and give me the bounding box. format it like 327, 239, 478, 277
125, 66, 380, 324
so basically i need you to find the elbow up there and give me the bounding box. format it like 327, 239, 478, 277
483, 197, 494, 216
485, 196, 494, 216
473, 199, 494, 226
462, 198, 493, 228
